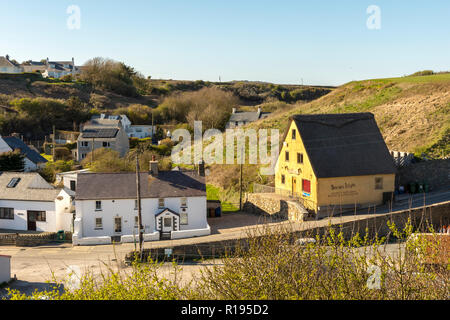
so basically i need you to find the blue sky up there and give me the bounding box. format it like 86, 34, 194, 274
1, 0, 449, 86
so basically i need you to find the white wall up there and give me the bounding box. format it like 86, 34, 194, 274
55, 190, 74, 232
0, 200, 56, 232
0, 256, 11, 284
75, 196, 207, 241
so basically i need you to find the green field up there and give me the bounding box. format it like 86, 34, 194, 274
206, 184, 239, 212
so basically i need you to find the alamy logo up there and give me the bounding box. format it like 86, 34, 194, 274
366, 5, 381, 30
171, 121, 280, 175
67, 5, 81, 30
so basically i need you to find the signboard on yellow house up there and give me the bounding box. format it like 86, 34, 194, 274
275, 113, 396, 217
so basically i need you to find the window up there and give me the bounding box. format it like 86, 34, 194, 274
95, 218, 103, 229
375, 177, 383, 190
134, 200, 138, 210
81, 141, 89, 147
181, 197, 187, 208
134, 216, 139, 228
7, 178, 21, 188
235, 122, 238, 126
292, 129, 296, 140
180, 212, 188, 225
285, 151, 290, 162
95, 201, 102, 211
158, 198, 165, 208
81, 153, 87, 159
281, 175, 286, 184
0, 208, 14, 220
70, 180, 76, 192
35, 211, 46, 222
302, 179, 311, 194
103, 142, 110, 147
297, 153, 304, 164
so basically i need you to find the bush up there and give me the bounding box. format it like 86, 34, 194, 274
0, 150, 25, 172
54, 147, 72, 161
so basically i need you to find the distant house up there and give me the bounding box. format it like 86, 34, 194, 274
91, 114, 155, 139
75, 120, 130, 162
41, 58, 80, 79
21, 60, 47, 73
226, 108, 271, 129
0, 55, 23, 74
73, 160, 210, 245
0, 172, 74, 232
0, 135, 47, 172
55, 169, 91, 193
275, 113, 397, 218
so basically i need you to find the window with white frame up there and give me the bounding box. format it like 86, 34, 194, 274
0, 208, 14, 220
95, 218, 103, 229
95, 201, 102, 211
180, 211, 188, 225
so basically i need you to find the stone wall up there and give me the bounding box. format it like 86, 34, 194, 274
0, 231, 72, 247
243, 193, 308, 222
397, 159, 450, 190
126, 201, 450, 263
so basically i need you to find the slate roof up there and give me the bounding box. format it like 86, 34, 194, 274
0, 172, 60, 202
3, 137, 48, 164
80, 128, 119, 139
288, 113, 396, 178
0, 56, 19, 68
229, 111, 270, 123
75, 171, 206, 200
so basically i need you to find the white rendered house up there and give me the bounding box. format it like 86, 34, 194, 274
0, 172, 74, 232
0, 135, 48, 172
73, 161, 210, 246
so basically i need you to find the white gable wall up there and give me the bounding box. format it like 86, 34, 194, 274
0, 200, 56, 231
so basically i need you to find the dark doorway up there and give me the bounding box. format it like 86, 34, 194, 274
27, 211, 37, 231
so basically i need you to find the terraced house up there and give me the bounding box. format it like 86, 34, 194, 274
275, 113, 397, 218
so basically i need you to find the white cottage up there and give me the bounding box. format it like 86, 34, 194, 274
0, 172, 74, 232
0, 136, 48, 172
73, 161, 210, 245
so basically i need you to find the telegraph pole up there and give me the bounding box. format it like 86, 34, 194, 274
239, 146, 244, 211
52, 125, 56, 162
135, 150, 144, 259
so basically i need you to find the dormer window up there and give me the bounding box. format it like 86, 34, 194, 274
7, 178, 21, 188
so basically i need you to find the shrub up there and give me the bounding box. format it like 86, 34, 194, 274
0, 150, 25, 172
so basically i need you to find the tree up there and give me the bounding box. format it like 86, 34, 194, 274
0, 151, 25, 172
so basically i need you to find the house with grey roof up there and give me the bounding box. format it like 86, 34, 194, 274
91, 114, 155, 139
75, 120, 130, 162
0, 135, 47, 172
41, 57, 80, 79
72, 160, 210, 245
0, 172, 74, 232
0, 55, 23, 74
226, 108, 271, 129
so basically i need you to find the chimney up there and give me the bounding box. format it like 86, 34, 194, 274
72, 57, 75, 65
232, 108, 236, 114
5, 54, 9, 61
257, 107, 262, 115
149, 155, 159, 177
198, 160, 205, 177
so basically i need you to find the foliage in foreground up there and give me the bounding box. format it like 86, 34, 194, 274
5, 220, 449, 300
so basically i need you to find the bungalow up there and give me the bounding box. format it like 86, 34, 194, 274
275, 113, 397, 218
0, 135, 48, 172
226, 108, 271, 129
0, 172, 74, 232
73, 160, 210, 245
91, 114, 155, 139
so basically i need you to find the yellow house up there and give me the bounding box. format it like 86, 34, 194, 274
275, 113, 396, 217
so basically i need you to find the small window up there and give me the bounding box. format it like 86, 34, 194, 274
134, 216, 139, 228
181, 197, 187, 208
375, 177, 383, 190
95, 201, 102, 211
70, 180, 76, 192
235, 122, 239, 126
292, 129, 296, 140
281, 175, 286, 185
36, 211, 46, 222
103, 142, 110, 147
158, 198, 165, 208
7, 178, 21, 188
81, 141, 89, 147
285, 151, 290, 162
164, 217, 172, 228
180, 212, 188, 225
0, 208, 14, 220
95, 218, 103, 229
297, 153, 304, 164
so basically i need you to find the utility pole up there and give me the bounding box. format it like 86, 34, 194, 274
239, 146, 244, 211
52, 125, 56, 162
135, 150, 144, 259
91, 138, 95, 165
